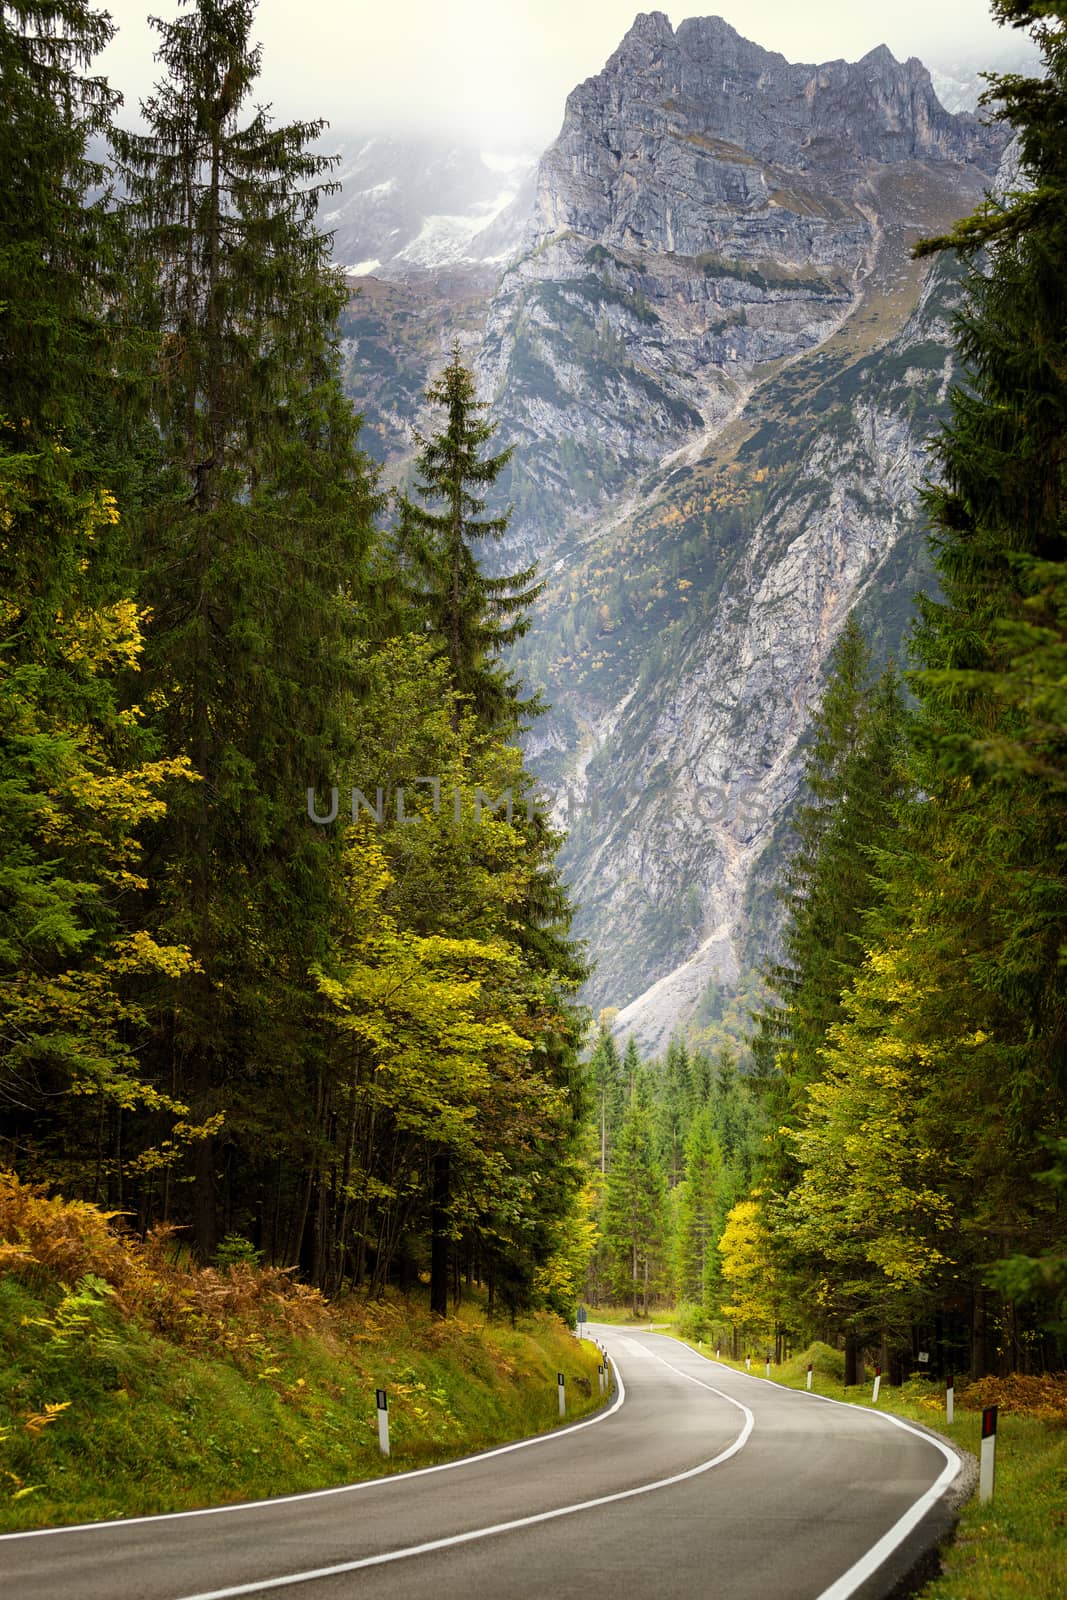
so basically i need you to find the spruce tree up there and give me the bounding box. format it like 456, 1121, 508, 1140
0, 0, 198, 1182
674, 1106, 724, 1305
752, 620, 907, 1138
603, 1095, 668, 1316
389, 346, 587, 1314
0, 0, 122, 628
111, 0, 377, 1257
889, 0, 1067, 1363
396, 345, 543, 734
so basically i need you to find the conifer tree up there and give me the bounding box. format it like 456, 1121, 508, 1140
882, 0, 1067, 1363
751, 622, 907, 1201
603, 1095, 668, 1316
0, 0, 198, 1181
588, 1024, 624, 1173
111, 0, 377, 1257
657, 1035, 694, 1186
674, 1106, 724, 1304
396, 346, 543, 734
388, 346, 587, 1314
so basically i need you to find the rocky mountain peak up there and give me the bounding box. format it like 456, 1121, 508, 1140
619, 9, 675, 45
564, 14, 1003, 180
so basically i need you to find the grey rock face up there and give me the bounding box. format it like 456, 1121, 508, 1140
480, 16, 1009, 1050
479, 13, 1002, 568
334, 17, 1015, 1053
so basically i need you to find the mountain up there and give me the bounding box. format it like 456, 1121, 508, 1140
327, 136, 534, 464
338, 14, 1011, 1051
324, 135, 534, 277
479, 13, 1002, 563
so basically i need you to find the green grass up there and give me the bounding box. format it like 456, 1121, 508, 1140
0, 1272, 605, 1532
664, 1336, 1067, 1600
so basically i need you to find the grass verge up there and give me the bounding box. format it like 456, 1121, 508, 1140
667, 1336, 1067, 1600
0, 1173, 605, 1531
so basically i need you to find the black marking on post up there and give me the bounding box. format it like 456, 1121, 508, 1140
376, 1388, 387, 1411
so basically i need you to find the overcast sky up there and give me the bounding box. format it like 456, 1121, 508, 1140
98, 1, 1020, 149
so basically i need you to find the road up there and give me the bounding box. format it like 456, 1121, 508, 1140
0, 1327, 964, 1600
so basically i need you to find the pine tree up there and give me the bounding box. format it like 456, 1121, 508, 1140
388, 345, 588, 1314
0, 0, 198, 1184
110, 0, 377, 1258
880, 0, 1067, 1366
396, 345, 543, 734
603, 1095, 668, 1316
588, 1024, 623, 1173
751, 622, 907, 1193
656, 1035, 693, 1187
674, 1105, 724, 1305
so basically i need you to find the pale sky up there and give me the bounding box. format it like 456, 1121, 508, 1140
98, 1, 1019, 149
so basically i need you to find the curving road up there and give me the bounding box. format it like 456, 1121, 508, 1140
0, 1327, 964, 1600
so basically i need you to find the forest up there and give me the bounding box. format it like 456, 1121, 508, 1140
1, 0, 588, 1323
585, 0, 1067, 1380
2, 0, 1065, 1391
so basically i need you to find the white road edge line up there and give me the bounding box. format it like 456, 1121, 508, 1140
0, 1351, 626, 1544
173, 1350, 755, 1600
661, 1335, 964, 1600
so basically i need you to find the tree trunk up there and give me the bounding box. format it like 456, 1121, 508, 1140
972, 1287, 994, 1378
430, 1149, 450, 1318
844, 1333, 859, 1387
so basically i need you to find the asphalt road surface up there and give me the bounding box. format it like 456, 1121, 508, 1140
1, 1326, 964, 1600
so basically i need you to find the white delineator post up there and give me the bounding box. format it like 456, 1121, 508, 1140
745, 1355, 751, 1372
716, 1346, 721, 1361
598, 1362, 606, 1396
558, 1371, 566, 1418
979, 1405, 998, 1502
376, 1387, 390, 1457
946, 1373, 955, 1425
765, 1354, 772, 1380
872, 1365, 882, 1403
806, 1362, 813, 1391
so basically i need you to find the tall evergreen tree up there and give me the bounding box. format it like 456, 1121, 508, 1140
0, 0, 200, 1185
751, 622, 907, 1196
674, 1105, 724, 1305
656, 1035, 693, 1187
386, 346, 586, 1314
110, 0, 378, 1258
882, 0, 1067, 1365
603, 1095, 668, 1316
396, 345, 543, 734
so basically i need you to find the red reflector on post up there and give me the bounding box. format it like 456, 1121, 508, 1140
982, 1404, 998, 1439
